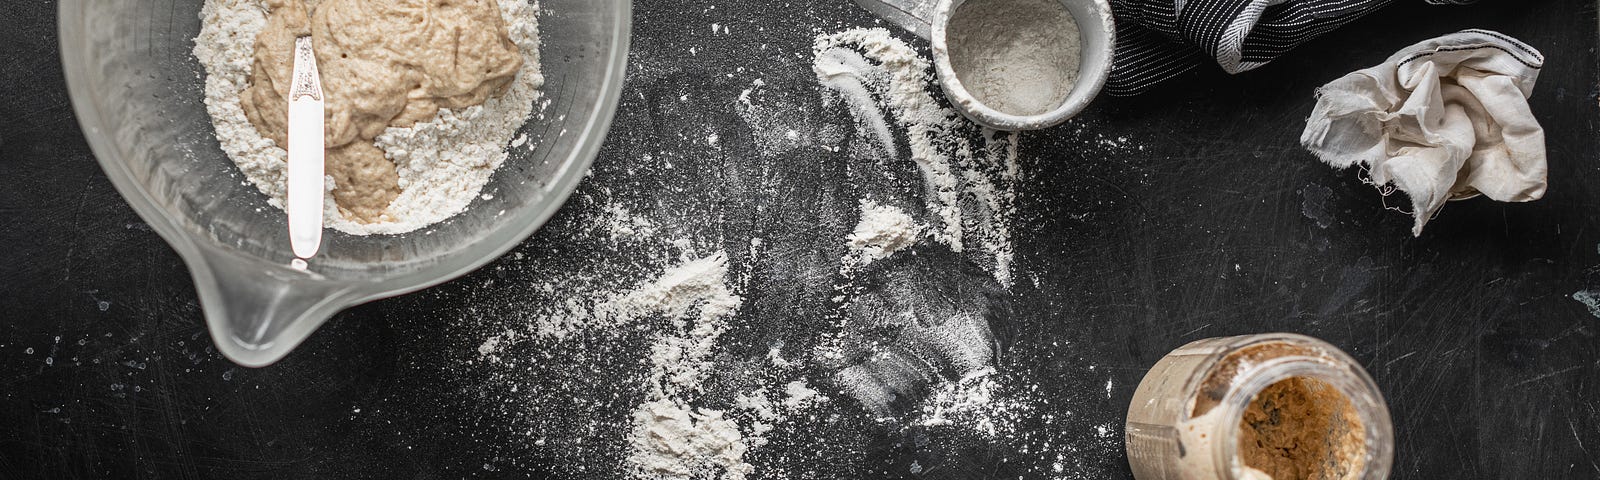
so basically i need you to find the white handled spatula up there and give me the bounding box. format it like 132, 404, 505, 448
286, 35, 324, 262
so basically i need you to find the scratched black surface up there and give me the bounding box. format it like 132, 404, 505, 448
4, 0, 1600, 478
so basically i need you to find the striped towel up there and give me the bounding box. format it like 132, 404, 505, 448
1108, 0, 1469, 95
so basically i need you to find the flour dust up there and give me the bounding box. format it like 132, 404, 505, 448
810, 28, 1042, 443
429, 23, 1115, 480
193, 0, 543, 235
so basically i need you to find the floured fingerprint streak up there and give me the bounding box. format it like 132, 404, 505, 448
815, 48, 899, 159
810, 27, 1024, 434
812, 28, 1019, 287
829, 248, 1007, 419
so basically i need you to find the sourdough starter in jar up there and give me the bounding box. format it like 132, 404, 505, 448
1125, 334, 1394, 480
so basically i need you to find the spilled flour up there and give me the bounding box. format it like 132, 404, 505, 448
811, 28, 1023, 439
846, 200, 923, 268
193, 0, 543, 235
486, 252, 755, 478
814, 28, 1020, 287
630, 399, 749, 480
479, 251, 759, 479
620, 254, 750, 480
440, 24, 1119, 480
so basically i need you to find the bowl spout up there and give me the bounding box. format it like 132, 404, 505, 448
190, 245, 351, 367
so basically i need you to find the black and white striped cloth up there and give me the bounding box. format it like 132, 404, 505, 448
1108, 0, 1467, 95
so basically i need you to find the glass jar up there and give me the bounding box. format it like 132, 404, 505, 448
1125, 333, 1393, 480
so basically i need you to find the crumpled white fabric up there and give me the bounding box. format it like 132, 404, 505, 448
1301, 29, 1547, 236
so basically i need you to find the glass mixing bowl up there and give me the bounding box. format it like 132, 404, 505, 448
59, 0, 630, 367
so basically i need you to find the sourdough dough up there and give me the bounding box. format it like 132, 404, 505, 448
241, 0, 523, 223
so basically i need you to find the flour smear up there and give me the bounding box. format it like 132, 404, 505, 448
814, 28, 1020, 287
438, 23, 1118, 480
193, 0, 543, 235
479, 249, 767, 480
618, 253, 752, 480
812, 25, 1013, 388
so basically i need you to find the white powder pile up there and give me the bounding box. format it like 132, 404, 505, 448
781, 380, 820, 409
459, 198, 842, 479
629, 399, 750, 480
611, 252, 829, 480
806, 29, 1074, 464
625, 253, 742, 393
814, 28, 1020, 287
193, 0, 543, 235
846, 200, 922, 267
522, 252, 755, 480
524, 251, 735, 341
945, 0, 1081, 116
729, 379, 825, 451
599, 204, 659, 242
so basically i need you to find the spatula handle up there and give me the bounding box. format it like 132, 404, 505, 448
286, 35, 325, 260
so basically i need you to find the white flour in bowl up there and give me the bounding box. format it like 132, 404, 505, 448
944, 0, 1081, 117
192, 0, 543, 235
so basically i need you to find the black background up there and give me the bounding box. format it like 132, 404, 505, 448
4, 0, 1600, 479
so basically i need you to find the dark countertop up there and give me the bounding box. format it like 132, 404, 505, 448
4, 0, 1599, 479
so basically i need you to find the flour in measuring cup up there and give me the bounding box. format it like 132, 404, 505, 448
945, 0, 1081, 116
